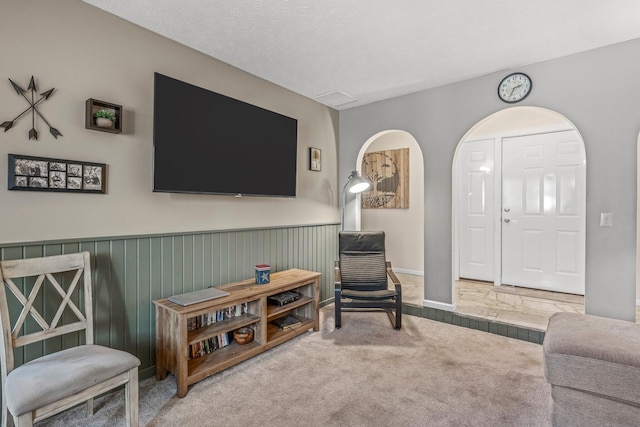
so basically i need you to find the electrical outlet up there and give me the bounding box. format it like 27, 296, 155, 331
600, 212, 613, 227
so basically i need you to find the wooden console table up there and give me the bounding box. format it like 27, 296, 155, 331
154, 268, 321, 397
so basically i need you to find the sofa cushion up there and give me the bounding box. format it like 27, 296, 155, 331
5, 344, 140, 416
543, 312, 640, 405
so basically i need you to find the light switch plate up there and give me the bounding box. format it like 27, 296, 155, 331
600, 212, 613, 227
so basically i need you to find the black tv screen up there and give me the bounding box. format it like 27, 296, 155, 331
153, 73, 298, 197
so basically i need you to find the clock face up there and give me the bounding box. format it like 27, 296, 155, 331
498, 73, 532, 103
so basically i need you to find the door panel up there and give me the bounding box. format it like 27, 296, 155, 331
457, 139, 494, 281
502, 130, 585, 294
556, 230, 578, 274
524, 167, 543, 214
522, 229, 542, 271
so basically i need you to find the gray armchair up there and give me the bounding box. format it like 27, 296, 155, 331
334, 231, 402, 329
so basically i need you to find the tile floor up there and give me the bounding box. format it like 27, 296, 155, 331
397, 273, 639, 331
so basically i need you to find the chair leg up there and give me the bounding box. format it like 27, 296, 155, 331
334, 290, 342, 329
395, 286, 402, 330
3, 393, 11, 427
14, 413, 32, 427
125, 367, 139, 427
395, 298, 402, 330
85, 397, 94, 418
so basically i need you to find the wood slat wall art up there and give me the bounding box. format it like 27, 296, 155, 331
361, 147, 410, 209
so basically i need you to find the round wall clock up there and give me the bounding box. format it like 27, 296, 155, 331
498, 72, 532, 103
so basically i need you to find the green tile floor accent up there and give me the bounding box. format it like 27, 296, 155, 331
402, 303, 546, 345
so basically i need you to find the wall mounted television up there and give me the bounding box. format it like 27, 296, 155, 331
153, 73, 298, 197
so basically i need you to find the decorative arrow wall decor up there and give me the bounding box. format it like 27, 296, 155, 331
0, 76, 62, 140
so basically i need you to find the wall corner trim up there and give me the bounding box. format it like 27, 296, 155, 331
423, 299, 456, 312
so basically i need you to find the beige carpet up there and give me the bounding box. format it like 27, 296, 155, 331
39, 307, 552, 427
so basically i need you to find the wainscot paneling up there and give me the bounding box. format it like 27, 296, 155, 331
0, 223, 339, 381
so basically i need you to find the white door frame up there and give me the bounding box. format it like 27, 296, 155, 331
453, 107, 586, 296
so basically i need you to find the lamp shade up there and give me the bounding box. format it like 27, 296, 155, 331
345, 171, 372, 194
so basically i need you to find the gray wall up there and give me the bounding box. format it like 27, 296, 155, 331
340, 39, 640, 321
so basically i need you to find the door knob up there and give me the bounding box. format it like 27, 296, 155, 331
504, 218, 511, 223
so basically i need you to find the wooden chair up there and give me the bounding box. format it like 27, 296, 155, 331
334, 231, 402, 329
0, 252, 140, 427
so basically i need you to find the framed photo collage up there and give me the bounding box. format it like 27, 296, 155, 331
8, 154, 106, 194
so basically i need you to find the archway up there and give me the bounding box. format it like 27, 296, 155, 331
453, 106, 587, 306
352, 130, 425, 304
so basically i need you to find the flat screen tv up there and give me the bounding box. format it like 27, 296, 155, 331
153, 73, 298, 197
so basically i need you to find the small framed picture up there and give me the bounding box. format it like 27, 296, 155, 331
67, 177, 82, 190
82, 165, 103, 191
8, 154, 106, 194
309, 147, 321, 171
68, 164, 82, 177
49, 171, 66, 188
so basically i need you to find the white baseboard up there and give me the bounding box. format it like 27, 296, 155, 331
392, 268, 424, 276
423, 299, 457, 312
636, 299, 640, 307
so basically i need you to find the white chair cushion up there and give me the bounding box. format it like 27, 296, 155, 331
5, 344, 140, 416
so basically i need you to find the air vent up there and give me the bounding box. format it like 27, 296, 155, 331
314, 90, 356, 108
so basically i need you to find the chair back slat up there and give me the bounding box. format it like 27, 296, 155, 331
47, 270, 86, 329
13, 321, 88, 348
0, 254, 86, 279
5, 276, 50, 335
0, 252, 93, 374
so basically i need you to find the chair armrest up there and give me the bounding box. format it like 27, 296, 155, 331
334, 260, 342, 287
386, 261, 401, 291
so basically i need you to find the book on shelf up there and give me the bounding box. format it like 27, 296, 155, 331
272, 315, 302, 330
189, 332, 231, 359
187, 302, 248, 331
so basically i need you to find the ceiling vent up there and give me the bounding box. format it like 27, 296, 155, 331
314, 90, 356, 108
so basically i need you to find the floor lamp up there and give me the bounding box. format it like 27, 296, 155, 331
341, 170, 373, 230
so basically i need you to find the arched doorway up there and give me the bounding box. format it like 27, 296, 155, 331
453, 107, 586, 300
353, 130, 425, 304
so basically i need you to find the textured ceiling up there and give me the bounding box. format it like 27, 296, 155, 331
82, 0, 640, 110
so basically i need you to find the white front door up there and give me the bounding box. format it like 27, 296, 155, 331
457, 139, 495, 282
501, 130, 585, 294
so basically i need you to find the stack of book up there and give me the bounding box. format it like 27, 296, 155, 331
189, 333, 230, 358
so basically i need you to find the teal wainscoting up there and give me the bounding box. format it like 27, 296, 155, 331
0, 223, 339, 380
